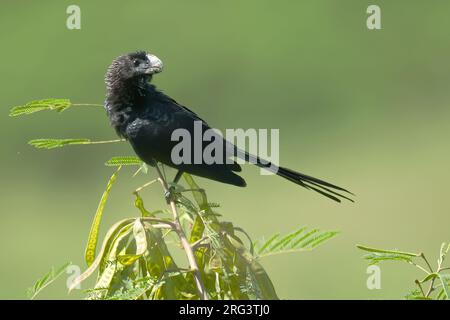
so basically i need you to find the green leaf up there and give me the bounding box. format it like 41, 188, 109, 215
437, 288, 447, 300
105, 156, 142, 167
356, 245, 419, 266
257, 227, 338, 258
361, 253, 414, 265
29, 138, 124, 149
85, 166, 121, 266
9, 99, 71, 117
68, 218, 135, 292
309, 231, 340, 248
143, 225, 185, 299
93, 227, 134, 296
29, 138, 91, 149
420, 273, 439, 283
134, 192, 153, 217
356, 245, 418, 257
405, 289, 432, 300
116, 254, 141, 266
257, 234, 279, 255
270, 228, 307, 251
101, 277, 156, 300
290, 229, 319, 247
227, 234, 278, 299
438, 242, 450, 266
27, 262, 71, 299
183, 173, 209, 210
133, 218, 147, 256
438, 274, 450, 299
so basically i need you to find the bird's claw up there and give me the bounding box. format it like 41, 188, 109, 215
164, 186, 178, 204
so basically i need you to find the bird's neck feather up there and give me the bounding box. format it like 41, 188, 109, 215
106, 76, 157, 107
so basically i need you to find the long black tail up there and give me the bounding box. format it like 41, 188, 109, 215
236, 149, 353, 203
273, 165, 353, 203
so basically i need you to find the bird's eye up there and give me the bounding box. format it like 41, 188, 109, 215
133, 60, 140, 67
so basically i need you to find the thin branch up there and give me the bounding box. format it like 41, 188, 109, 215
141, 217, 175, 227
407, 261, 431, 275
72, 103, 104, 107
191, 237, 210, 251
84, 139, 125, 145
148, 223, 174, 229
415, 280, 426, 297
426, 279, 436, 298
134, 179, 158, 193
154, 165, 208, 300
132, 167, 143, 177
420, 253, 434, 273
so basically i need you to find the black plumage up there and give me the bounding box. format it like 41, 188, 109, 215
105, 51, 353, 202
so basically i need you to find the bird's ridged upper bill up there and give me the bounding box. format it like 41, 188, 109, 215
146, 53, 163, 74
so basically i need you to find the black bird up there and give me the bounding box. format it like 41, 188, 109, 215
105, 51, 353, 202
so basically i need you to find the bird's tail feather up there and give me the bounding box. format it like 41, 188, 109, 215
236, 149, 353, 203
273, 166, 354, 203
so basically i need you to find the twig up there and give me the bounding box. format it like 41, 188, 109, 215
191, 237, 209, 250
84, 139, 125, 145
134, 179, 158, 193
72, 103, 104, 107
425, 248, 449, 298
415, 280, 426, 297
141, 217, 176, 229
420, 253, 434, 273
154, 165, 208, 300
407, 261, 430, 275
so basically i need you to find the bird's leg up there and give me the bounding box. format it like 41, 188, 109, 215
164, 170, 184, 204
173, 170, 184, 184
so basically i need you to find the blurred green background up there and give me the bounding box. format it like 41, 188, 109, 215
1, 0, 450, 299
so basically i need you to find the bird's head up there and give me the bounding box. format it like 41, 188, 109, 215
105, 51, 163, 90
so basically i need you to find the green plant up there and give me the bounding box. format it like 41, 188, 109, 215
357, 243, 450, 300
13, 98, 338, 300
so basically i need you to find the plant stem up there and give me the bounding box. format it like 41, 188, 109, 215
408, 261, 430, 275
134, 179, 158, 193
415, 280, 426, 297
426, 279, 436, 297
84, 139, 125, 145
154, 165, 208, 300
420, 253, 434, 273
72, 103, 104, 107
425, 248, 448, 298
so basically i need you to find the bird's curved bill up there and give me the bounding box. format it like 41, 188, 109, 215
146, 54, 163, 74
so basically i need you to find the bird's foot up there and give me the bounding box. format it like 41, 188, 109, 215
164, 186, 179, 204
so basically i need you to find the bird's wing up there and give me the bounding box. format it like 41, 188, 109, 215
160, 94, 209, 124
152, 92, 243, 173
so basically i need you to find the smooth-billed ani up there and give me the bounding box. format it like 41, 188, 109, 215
104, 51, 352, 202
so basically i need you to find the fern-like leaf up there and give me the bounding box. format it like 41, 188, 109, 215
9, 99, 71, 117
29, 138, 91, 149
27, 262, 71, 299
256, 227, 338, 258
29, 138, 124, 149
356, 245, 419, 265
105, 156, 142, 167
